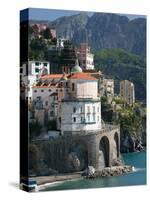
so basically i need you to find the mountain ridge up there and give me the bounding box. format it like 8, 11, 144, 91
47, 13, 146, 56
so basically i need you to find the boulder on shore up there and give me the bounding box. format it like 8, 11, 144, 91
85, 165, 134, 179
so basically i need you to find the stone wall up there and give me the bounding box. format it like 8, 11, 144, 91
32, 125, 120, 174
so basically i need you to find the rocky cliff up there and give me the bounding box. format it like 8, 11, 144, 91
101, 99, 146, 153
50, 13, 146, 56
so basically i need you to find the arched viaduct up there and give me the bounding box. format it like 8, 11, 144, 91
64, 124, 120, 170
32, 124, 120, 173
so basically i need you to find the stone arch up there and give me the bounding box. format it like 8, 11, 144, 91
114, 132, 119, 158
99, 136, 110, 168
68, 140, 88, 172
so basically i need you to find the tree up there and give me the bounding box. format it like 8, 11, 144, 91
46, 120, 57, 131
29, 121, 42, 140
60, 40, 76, 67
29, 144, 41, 173
41, 28, 52, 39
94, 48, 146, 102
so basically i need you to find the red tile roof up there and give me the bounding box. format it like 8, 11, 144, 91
41, 73, 98, 81
41, 74, 65, 79
69, 73, 97, 80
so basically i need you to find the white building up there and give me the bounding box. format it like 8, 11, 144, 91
56, 38, 67, 49
32, 83, 62, 123
61, 100, 101, 134
76, 43, 94, 70
60, 64, 101, 135
120, 80, 135, 105
30, 61, 102, 134
20, 61, 50, 100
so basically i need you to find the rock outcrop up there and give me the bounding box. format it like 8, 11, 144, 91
85, 165, 134, 178
50, 13, 146, 56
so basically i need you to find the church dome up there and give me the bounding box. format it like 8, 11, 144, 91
71, 59, 82, 74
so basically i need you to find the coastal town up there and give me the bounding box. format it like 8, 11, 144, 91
21, 23, 136, 137
20, 21, 146, 191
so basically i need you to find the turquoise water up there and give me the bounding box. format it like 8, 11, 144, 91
43, 151, 146, 191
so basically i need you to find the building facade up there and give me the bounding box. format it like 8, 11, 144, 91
31, 24, 56, 39
60, 66, 101, 135
29, 61, 101, 135
20, 61, 50, 100
76, 43, 94, 70
103, 79, 114, 103
120, 80, 135, 105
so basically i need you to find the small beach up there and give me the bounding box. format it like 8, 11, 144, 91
35, 165, 134, 191
36, 173, 83, 191
40, 151, 146, 191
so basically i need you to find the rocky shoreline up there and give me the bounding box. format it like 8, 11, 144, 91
35, 165, 134, 191
85, 165, 134, 179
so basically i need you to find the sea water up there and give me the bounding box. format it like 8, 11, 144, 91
43, 151, 146, 191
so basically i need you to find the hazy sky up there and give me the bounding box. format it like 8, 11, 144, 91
20, 8, 146, 22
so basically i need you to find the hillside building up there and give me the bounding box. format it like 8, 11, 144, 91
120, 80, 135, 105
31, 24, 56, 39
20, 61, 50, 100
30, 61, 101, 134
103, 79, 114, 103
61, 71, 101, 135
76, 43, 94, 70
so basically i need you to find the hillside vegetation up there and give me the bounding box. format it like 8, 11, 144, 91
94, 48, 146, 101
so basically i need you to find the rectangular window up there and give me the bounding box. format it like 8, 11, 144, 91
35, 68, 39, 73
66, 82, 68, 87
35, 62, 39, 66
44, 63, 47, 66
73, 107, 76, 113
97, 107, 99, 113
87, 114, 90, 122
87, 106, 90, 113
72, 83, 75, 91
93, 114, 96, 121
37, 96, 41, 100
45, 101, 48, 106
93, 106, 95, 113
73, 117, 76, 123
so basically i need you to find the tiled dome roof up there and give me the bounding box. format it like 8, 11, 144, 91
71, 59, 82, 74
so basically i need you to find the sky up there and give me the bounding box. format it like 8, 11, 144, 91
20, 8, 146, 22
